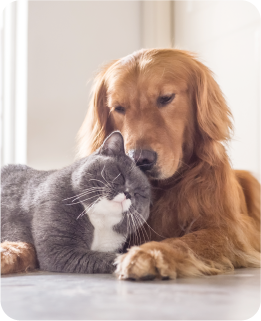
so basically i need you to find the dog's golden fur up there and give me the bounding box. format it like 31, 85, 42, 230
1, 241, 37, 275
78, 49, 260, 279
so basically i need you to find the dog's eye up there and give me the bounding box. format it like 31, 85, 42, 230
157, 94, 175, 107
114, 106, 126, 115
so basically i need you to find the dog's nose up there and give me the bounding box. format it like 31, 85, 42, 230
129, 149, 157, 172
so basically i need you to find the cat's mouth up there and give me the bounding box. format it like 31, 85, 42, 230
112, 193, 131, 213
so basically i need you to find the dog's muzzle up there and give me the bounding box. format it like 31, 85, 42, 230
128, 149, 157, 172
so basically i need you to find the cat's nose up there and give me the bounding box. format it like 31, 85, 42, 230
124, 192, 131, 199
128, 149, 157, 172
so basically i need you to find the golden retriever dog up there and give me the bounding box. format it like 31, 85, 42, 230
77, 49, 260, 280
1, 49, 260, 278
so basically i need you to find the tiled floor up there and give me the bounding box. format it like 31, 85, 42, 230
1, 268, 260, 320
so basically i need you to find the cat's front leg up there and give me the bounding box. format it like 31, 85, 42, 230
1, 241, 38, 274
36, 244, 117, 274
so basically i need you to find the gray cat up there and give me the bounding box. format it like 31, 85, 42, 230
1, 132, 151, 273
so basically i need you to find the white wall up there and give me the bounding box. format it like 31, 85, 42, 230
27, 1, 141, 170
0, 11, 3, 166
174, 0, 260, 178
141, 1, 173, 48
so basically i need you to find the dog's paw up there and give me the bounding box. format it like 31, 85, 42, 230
114, 242, 177, 280
1, 241, 37, 275
114, 241, 221, 280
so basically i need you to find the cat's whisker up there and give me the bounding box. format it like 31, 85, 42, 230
101, 165, 113, 188
126, 213, 129, 245
135, 149, 143, 166
85, 197, 102, 214
90, 196, 104, 207
70, 187, 113, 206
129, 211, 141, 245
63, 187, 105, 201
127, 146, 141, 174
128, 149, 143, 174
140, 217, 150, 242
112, 172, 121, 182
70, 189, 105, 203
131, 211, 150, 243
81, 186, 105, 191
127, 212, 136, 245
65, 194, 100, 206
76, 204, 96, 220
132, 214, 142, 245
78, 197, 102, 219
126, 213, 130, 245
131, 207, 166, 239
81, 187, 106, 192
128, 213, 135, 248
128, 160, 136, 174
129, 211, 140, 245
89, 178, 108, 186
128, 214, 135, 244
101, 165, 110, 185
133, 213, 151, 242
90, 178, 115, 193
70, 185, 105, 194
131, 209, 149, 244
76, 208, 87, 220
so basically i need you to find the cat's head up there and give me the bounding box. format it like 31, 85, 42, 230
72, 131, 151, 237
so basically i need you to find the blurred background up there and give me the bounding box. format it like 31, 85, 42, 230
1, 0, 260, 178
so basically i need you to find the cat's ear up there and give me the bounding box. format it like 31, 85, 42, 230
100, 131, 125, 157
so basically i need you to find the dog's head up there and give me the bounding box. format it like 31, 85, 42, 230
78, 49, 232, 180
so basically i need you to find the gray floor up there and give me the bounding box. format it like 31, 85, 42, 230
1, 268, 260, 320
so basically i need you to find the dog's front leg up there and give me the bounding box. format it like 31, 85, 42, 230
114, 228, 260, 280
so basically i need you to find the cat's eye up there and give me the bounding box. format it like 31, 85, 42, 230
114, 106, 126, 115
134, 192, 147, 199
157, 93, 175, 107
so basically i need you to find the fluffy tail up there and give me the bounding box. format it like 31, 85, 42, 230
235, 170, 260, 229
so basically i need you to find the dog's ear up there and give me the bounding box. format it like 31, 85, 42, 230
189, 58, 234, 165
76, 60, 118, 158
193, 61, 233, 142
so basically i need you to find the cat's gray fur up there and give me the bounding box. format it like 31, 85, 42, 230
1, 132, 151, 273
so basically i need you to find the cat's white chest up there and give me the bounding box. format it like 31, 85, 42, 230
87, 194, 130, 252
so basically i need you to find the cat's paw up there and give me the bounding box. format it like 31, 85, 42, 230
114, 242, 177, 280
104, 253, 118, 274
1, 241, 38, 275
